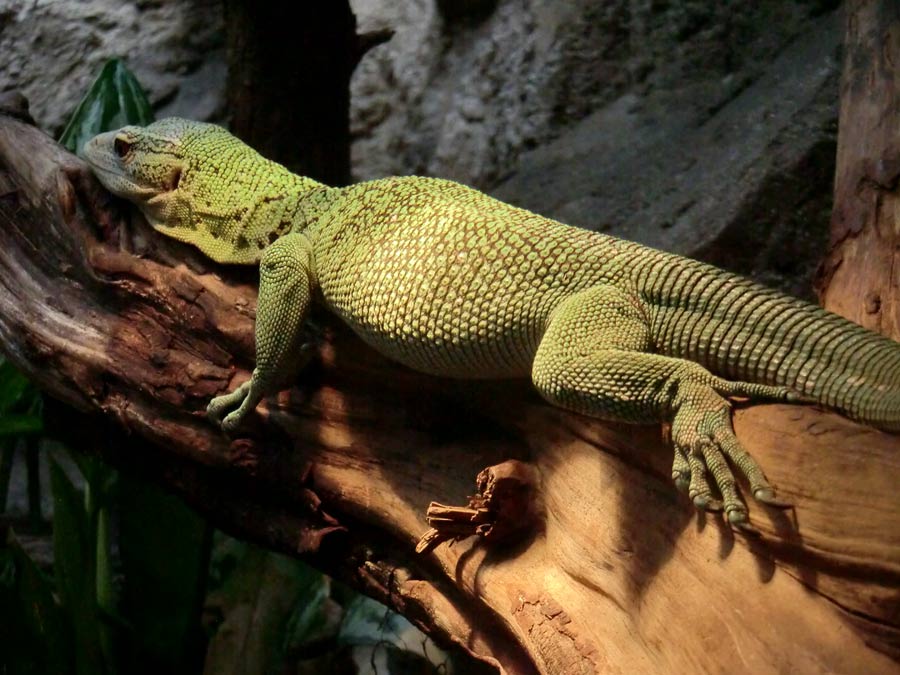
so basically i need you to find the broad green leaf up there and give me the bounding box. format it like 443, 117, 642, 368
117, 471, 211, 675
0, 529, 73, 674
63, 450, 117, 516
282, 565, 330, 651
0, 439, 15, 511
50, 452, 124, 672
78, 452, 119, 671
49, 455, 109, 675
206, 532, 248, 593
60, 58, 154, 154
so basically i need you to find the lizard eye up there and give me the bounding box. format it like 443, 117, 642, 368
113, 136, 132, 158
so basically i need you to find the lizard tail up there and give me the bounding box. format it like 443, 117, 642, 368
742, 299, 900, 432
643, 258, 900, 432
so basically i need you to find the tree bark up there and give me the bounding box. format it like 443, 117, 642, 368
223, 2, 390, 186
0, 113, 898, 674
816, 0, 900, 335
224, 1, 355, 184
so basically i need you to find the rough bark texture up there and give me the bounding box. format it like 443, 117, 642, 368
223, 2, 357, 184
224, 1, 388, 186
0, 112, 898, 673
816, 0, 900, 338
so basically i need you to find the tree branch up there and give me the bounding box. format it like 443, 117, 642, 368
0, 113, 897, 673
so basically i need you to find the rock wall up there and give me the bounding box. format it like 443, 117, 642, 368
0, 0, 225, 135
1, 0, 841, 296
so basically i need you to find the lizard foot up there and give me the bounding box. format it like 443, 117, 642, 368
207, 381, 250, 424
672, 383, 787, 528
206, 344, 315, 433
207, 380, 259, 433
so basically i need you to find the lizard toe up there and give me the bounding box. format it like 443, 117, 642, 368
207, 399, 226, 424
728, 510, 759, 535
207, 381, 252, 426
221, 410, 244, 434
671, 445, 691, 493
684, 445, 714, 509
697, 496, 723, 512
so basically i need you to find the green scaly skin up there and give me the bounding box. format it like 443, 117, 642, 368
82, 118, 900, 528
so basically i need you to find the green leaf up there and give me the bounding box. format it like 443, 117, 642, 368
49, 455, 109, 675
0, 359, 35, 415
281, 567, 330, 651
68, 452, 111, 506
0, 439, 15, 511
59, 58, 154, 154
118, 472, 211, 675
80, 453, 120, 671
0, 414, 43, 437
0, 529, 73, 674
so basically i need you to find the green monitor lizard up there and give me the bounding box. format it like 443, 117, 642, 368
82, 118, 900, 529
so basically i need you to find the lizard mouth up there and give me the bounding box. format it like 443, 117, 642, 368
87, 165, 159, 202
80, 137, 161, 202
80, 133, 116, 168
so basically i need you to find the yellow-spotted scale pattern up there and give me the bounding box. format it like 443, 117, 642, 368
82, 118, 900, 528
312, 176, 626, 378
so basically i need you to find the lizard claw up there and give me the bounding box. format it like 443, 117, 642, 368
695, 495, 723, 513
221, 411, 244, 434
753, 487, 792, 509
728, 511, 760, 536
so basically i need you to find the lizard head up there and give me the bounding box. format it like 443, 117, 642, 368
82, 117, 315, 264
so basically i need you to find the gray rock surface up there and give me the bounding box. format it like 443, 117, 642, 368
493, 11, 840, 298
0, 0, 226, 135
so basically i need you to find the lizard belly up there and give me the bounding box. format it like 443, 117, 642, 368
316, 241, 565, 379
322, 270, 543, 379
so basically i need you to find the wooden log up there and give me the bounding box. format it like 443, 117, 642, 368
0, 112, 897, 673
817, 0, 900, 337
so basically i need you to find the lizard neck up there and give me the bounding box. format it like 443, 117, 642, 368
290, 182, 342, 234
201, 174, 336, 264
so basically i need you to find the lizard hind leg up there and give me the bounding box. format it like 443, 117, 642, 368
531, 285, 781, 527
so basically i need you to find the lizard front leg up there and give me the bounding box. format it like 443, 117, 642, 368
531, 285, 795, 527
208, 232, 315, 432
